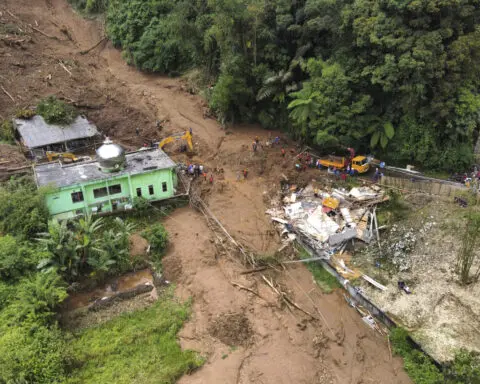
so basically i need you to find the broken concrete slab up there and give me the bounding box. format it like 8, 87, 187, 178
329, 227, 357, 246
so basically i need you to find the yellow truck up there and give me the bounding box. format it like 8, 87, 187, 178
319, 155, 370, 174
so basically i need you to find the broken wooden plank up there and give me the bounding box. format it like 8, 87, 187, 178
362, 275, 387, 291
59, 61, 72, 76
282, 256, 328, 264
271, 217, 288, 225
239, 266, 268, 275
1, 86, 15, 102
231, 282, 264, 300
79, 37, 107, 55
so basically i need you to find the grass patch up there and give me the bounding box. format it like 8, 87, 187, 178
376, 189, 409, 226
297, 247, 340, 293
423, 170, 451, 180
305, 262, 341, 293
67, 290, 203, 384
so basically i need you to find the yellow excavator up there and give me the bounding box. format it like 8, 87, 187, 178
46, 152, 91, 163
157, 131, 193, 152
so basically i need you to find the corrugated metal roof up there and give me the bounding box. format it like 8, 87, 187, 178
15, 115, 100, 148
34, 148, 176, 188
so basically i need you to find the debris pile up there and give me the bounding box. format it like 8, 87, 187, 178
267, 182, 388, 260
208, 312, 253, 346
385, 221, 436, 271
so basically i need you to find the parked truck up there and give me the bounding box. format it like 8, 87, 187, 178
319, 155, 370, 174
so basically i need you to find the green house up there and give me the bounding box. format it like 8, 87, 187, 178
34, 141, 178, 220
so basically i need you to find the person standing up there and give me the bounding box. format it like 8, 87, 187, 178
209, 174, 214, 184
281, 148, 286, 157
243, 168, 248, 179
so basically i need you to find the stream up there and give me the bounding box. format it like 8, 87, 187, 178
64, 269, 153, 310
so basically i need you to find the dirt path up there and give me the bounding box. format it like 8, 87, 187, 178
1, 1, 411, 382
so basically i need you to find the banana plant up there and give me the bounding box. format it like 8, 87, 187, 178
369, 121, 395, 149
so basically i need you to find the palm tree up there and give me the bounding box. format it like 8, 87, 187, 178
287, 85, 321, 136
257, 70, 295, 103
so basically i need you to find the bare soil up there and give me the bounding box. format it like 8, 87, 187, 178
1, 1, 411, 382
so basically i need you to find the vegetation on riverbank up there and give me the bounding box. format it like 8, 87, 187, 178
0, 177, 199, 382
390, 327, 480, 384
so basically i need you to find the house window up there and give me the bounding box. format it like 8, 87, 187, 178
162, 182, 167, 192
136, 188, 142, 197
71, 191, 84, 203
148, 185, 154, 195
108, 184, 122, 195
93, 187, 108, 199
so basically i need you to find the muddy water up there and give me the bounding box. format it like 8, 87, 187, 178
65, 269, 153, 310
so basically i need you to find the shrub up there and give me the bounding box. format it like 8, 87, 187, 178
390, 327, 444, 384
0, 119, 15, 143
446, 349, 480, 383
15, 108, 36, 119
142, 223, 168, 259
0, 235, 44, 281
69, 0, 108, 13
37, 96, 78, 125
0, 177, 50, 240
0, 324, 68, 383
3, 271, 68, 326
132, 196, 150, 216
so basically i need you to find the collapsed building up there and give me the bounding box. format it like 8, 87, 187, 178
14, 115, 100, 160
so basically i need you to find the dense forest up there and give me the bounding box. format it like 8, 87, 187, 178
72, 0, 480, 171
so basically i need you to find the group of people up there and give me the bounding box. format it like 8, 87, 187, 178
254, 135, 281, 151
326, 166, 356, 181
236, 169, 249, 180
294, 153, 314, 171
187, 163, 204, 178
372, 167, 384, 182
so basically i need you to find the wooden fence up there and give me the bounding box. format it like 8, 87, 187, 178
380, 175, 471, 199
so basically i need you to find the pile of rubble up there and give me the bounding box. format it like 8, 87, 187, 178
266, 182, 388, 260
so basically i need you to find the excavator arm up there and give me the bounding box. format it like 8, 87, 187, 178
157, 131, 194, 152
182, 131, 193, 152
158, 136, 175, 149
